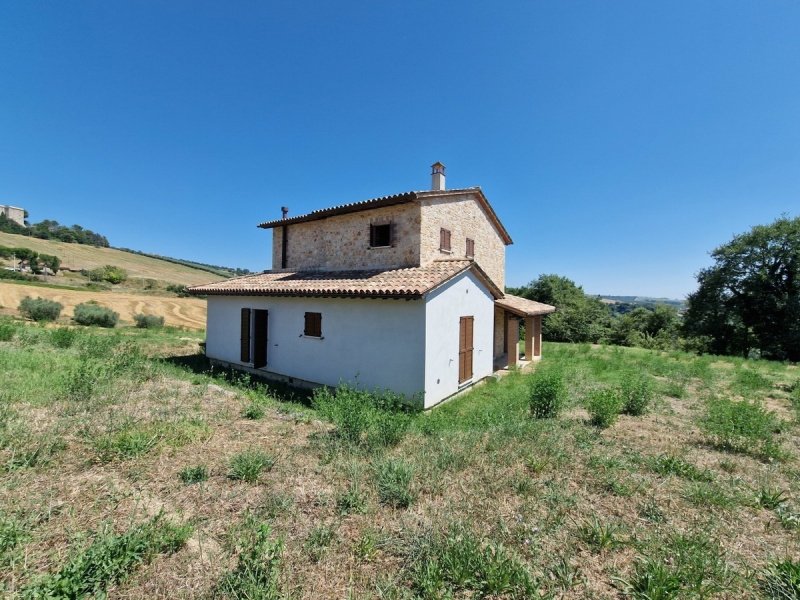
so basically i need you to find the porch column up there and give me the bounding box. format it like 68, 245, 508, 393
525, 316, 533, 360
533, 315, 542, 358
506, 316, 520, 367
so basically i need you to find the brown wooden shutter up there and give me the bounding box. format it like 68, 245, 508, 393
440, 228, 451, 251
304, 312, 322, 337
459, 316, 474, 383
240, 308, 251, 363
253, 309, 268, 368
390, 222, 395, 247
466, 238, 474, 257
369, 224, 375, 247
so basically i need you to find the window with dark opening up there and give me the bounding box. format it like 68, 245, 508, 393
440, 228, 451, 251
304, 312, 322, 337
370, 223, 392, 247
466, 238, 475, 257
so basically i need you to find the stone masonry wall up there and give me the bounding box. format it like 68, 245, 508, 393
271, 203, 421, 271
419, 192, 506, 290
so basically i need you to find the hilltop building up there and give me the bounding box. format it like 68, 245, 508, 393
191, 164, 555, 408
0, 205, 25, 227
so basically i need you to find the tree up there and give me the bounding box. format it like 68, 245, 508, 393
684, 215, 800, 361
510, 274, 612, 343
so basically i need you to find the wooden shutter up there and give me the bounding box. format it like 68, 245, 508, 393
253, 309, 268, 368
466, 238, 474, 257
304, 312, 322, 337
369, 224, 375, 247
440, 228, 451, 251
240, 308, 251, 363
459, 316, 474, 383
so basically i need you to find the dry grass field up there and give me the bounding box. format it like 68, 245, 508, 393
0, 282, 207, 329
0, 231, 225, 287
0, 322, 799, 598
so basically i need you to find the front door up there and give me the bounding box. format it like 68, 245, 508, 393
252, 309, 269, 368
459, 316, 474, 383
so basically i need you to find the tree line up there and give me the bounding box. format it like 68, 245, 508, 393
0, 214, 109, 247
513, 215, 800, 362
0, 245, 61, 274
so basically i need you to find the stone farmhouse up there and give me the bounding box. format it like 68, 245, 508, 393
190, 163, 555, 408
0, 205, 25, 227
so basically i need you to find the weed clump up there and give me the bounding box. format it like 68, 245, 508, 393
586, 388, 623, 428
700, 397, 784, 460
229, 449, 276, 483
312, 385, 413, 450
216, 521, 284, 599
73, 302, 119, 328
619, 372, 655, 416
374, 458, 416, 508
758, 559, 800, 598
179, 465, 209, 484
529, 369, 567, 419
0, 319, 18, 341
133, 313, 164, 329
22, 514, 191, 599
49, 327, 78, 348
19, 296, 62, 322
409, 524, 537, 598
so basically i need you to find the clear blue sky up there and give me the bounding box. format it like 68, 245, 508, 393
2, 2, 798, 299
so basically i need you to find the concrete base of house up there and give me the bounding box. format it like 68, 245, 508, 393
207, 357, 492, 410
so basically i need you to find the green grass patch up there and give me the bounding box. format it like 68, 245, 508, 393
647, 454, 713, 482
408, 524, 538, 598
179, 465, 209, 484
700, 397, 784, 460
228, 449, 277, 483
215, 519, 284, 599
93, 419, 209, 462
22, 514, 191, 599
374, 457, 416, 508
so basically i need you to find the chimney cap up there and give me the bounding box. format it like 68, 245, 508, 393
431, 161, 446, 174
281, 206, 289, 219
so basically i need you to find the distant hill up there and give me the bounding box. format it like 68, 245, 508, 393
0, 231, 228, 287
598, 295, 686, 315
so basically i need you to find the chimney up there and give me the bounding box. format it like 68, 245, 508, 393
431, 162, 446, 191
281, 206, 289, 219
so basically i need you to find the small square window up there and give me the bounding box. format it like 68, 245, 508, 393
466, 238, 475, 257
370, 223, 391, 247
304, 312, 322, 337
440, 228, 451, 251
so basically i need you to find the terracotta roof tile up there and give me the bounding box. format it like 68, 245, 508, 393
496, 293, 556, 316
188, 260, 498, 299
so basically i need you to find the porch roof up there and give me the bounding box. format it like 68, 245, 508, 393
496, 293, 556, 317
188, 259, 502, 300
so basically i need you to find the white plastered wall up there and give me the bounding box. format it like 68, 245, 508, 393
205, 295, 426, 400
423, 270, 495, 408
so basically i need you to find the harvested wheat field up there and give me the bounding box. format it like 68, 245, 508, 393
0, 231, 225, 287
0, 282, 207, 329
0, 323, 799, 598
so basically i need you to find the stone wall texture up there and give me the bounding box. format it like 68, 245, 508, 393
272, 203, 421, 272
419, 192, 506, 290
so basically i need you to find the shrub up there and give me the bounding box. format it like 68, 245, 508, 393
18, 296, 62, 322
86, 265, 128, 284
586, 388, 623, 428
619, 373, 654, 416
133, 314, 164, 329
374, 458, 416, 508
701, 397, 783, 459
529, 369, 567, 418
229, 449, 276, 483
73, 302, 119, 328
49, 327, 78, 349
0, 320, 18, 341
